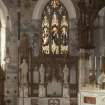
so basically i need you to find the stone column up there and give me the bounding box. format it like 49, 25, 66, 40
1, 26, 6, 67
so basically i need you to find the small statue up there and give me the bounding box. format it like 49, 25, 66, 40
63, 64, 69, 83
39, 64, 45, 83
20, 59, 28, 85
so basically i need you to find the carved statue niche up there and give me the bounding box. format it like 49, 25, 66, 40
18, 32, 32, 94
0, 66, 5, 105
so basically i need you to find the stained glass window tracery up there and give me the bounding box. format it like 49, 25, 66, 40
42, 0, 69, 55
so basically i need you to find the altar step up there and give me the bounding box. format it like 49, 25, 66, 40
18, 97, 71, 105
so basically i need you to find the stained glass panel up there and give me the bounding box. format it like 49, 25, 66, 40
42, 0, 69, 55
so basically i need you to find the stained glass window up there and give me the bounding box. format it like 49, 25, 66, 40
41, 0, 69, 55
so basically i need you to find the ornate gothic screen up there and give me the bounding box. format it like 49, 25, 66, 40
41, 0, 69, 55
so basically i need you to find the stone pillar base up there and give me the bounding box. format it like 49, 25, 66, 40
63, 84, 69, 97
18, 98, 31, 105
39, 84, 46, 97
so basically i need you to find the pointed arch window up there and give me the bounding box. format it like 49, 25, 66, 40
41, 0, 69, 55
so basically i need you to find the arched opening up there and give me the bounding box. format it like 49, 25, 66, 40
32, 0, 76, 20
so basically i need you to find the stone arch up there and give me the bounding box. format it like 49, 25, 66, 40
32, 0, 78, 56
32, 0, 76, 20
0, 0, 8, 66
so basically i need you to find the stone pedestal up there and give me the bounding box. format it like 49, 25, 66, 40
39, 84, 45, 97
63, 84, 69, 97
19, 86, 28, 98
18, 98, 31, 105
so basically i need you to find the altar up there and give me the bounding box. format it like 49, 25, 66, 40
78, 49, 105, 105
78, 86, 105, 105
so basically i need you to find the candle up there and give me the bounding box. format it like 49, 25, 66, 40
95, 56, 96, 70
100, 56, 102, 70
89, 56, 92, 70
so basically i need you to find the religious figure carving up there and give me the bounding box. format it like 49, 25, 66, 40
20, 59, 28, 85
19, 32, 32, 81
39, 64, 45, 83
63, 64, 69, 83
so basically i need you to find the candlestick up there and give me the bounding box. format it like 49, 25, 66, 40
89, 56, 92, 70
95, 56, 96, 70
100, 56, 102, 70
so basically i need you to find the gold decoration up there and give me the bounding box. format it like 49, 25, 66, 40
51, 0, 60, 8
